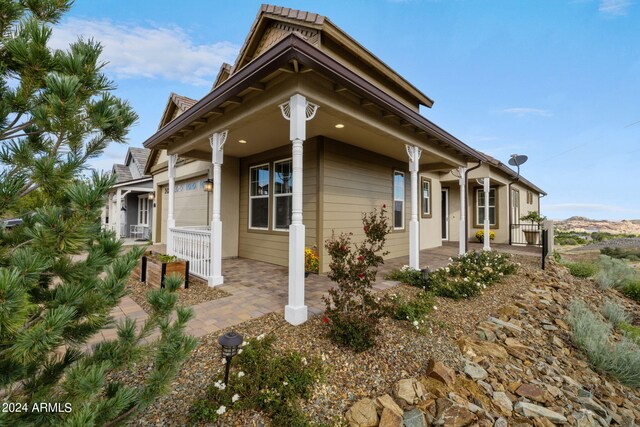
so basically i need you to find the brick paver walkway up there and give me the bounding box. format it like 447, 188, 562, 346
88, 242, 541, 347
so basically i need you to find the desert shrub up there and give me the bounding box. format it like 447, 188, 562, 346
601, 247, 640, 261
591, 232, 614, 243
601, 299, 632, 325
428, 251, 517, 300
619, 322, 640, 344
555, 231, 587, 246
323, 207, 390, 352
190, 334, 323, 425
384, 291, 435, 330
567, 300, 640, 388
552, 250, 562, 262
622, 279, 640, 302
564, 260, 598, 278
385, 265, 426, 287
595, 255, 638, 290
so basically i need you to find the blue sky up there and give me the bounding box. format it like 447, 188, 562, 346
52, 0, 640, 220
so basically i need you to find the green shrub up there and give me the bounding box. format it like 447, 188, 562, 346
619, 322, 640, 344
601, 299, 632, 325
428, 251, 517, 300
384, 291, 435, 330
567, 301, 640, 388
596, 255, 638, 290
190, 334, 323, 425
600, 247, 640, 261
622, 279, 640, 302
385, 265, 426, 288
552, 250, 562, 262
564, 260, 598, 278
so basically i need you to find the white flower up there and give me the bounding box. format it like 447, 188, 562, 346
413, 320, 419, 326
433, 306, 438, 310
283, 381, 288, 386
241, 341, 247, 346
232, 394, 240, 403
257, 333, 265, 341
238, 349, 243, 354
301, 357, 308, 366
216, 405, 226, 415
213, 380, 226, 390
237, 371, 245, 378
221, 358, 226, 364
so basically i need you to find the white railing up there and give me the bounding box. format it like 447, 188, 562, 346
169, 226, 211, 280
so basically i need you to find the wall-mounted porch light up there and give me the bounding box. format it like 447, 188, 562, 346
148, 192, 155, 201
204, 179, 214, 192
238, 139, 247, 144
335, 123, 345, 129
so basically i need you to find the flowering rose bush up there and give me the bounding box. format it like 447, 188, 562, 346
322, 206, 391, 352
190, 334, 323, 425
383, 290, 436, 333
429, 251, 517, 300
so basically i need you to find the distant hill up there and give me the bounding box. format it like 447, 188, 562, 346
555, 217, 640, 234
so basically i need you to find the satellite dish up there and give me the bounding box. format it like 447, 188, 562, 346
508, 154, 528, 167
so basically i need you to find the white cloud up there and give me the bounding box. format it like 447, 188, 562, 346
50, 18, 239, 87
501, 108, 552, 118
599, 0, 632, 15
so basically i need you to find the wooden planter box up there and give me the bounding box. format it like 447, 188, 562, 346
140, 251, 190, 289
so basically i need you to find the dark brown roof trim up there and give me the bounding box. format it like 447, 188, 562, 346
143, 34, 477, 162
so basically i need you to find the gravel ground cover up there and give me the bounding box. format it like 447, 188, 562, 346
126, 275, 230, 314
112, 255, 539, 426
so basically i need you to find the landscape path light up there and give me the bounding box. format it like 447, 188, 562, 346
218, 330, 243, 385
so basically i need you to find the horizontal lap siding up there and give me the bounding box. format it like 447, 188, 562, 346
321, 140, 410, 272
238, 142, 318, 267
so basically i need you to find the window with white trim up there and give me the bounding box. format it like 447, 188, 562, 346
273, 159, 293, 231
138, 196, 149, 225
421, 177, 431, 218
476, 188, 496, 226
249, 164, 269, 229
393, 170, 405, 229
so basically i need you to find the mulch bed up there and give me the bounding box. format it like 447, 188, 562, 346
126, 275, 231, 314
118, 255, 541, 426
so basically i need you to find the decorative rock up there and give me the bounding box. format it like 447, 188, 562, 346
458, 337, 509, 360
438, 404, 477, 427
516, 384, 548, 403
578, 397, 608, 418
494, 417, 508, 427
403, 409, 428, 427
376, 394, 404, 418
542, 324, 558, 331
426, 360, 456, 387
492, 391, 513, 416
464, 360, 488, 381
514, 402, 568, 424
488, 316, 524, 333
379, 407, 403, 427
345, 398, 378, 427
395, 378, 426, 405
573, 410, 599, 427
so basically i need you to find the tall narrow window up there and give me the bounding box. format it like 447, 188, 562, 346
249, 164, 269, 229
511, 189, 520, 225
393, 170, 405, 229
138, 196, 148, 225
273, 159, 293, 231
421, 177, 432, 218
476, 188, 496, 226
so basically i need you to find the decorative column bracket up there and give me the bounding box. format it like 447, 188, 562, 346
210, 130, 228, 165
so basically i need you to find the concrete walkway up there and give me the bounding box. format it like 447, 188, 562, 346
89, 242, 541, 347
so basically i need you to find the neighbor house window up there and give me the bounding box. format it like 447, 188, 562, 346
476, 188, 497, 226
421, 177, 432, 218
527, 191, 533, 204
393, 170, 405, 229
273, 159, 293, 231
138, 196, 149, 225
249, 164, 269, 229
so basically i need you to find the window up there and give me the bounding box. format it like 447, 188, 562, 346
421, 177, 432, 218
527, 191, 533, 204
249, 164, 269, 229
273, 159, 293, 231
393, 170, 405, 229
511, 189, 520, 225
138, 196, 149, 225
476, 188, 497, 226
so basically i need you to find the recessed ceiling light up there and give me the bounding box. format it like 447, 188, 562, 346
335, 124, 345, 129
238, 139, 247, 144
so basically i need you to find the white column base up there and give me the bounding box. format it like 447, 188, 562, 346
210, 219, 223, 287
286, 223, 307, 325
208, 276, 224, 287
409, 219, 420, 270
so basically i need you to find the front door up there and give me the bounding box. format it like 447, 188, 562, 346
441, 188, 449, 240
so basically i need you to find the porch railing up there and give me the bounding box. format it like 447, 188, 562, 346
169, 226, 211, 280
510, 223, 542, 246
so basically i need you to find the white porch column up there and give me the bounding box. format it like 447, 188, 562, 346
406, 145, 422, 270
115, 189, 122, 239
483, 177, 491, 251
458, 167, 467, 256
209, 130, 228, 287
166, 154, 177, 255
280, 93, 319, 325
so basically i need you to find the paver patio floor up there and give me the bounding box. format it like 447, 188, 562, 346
88, 242, 541, 347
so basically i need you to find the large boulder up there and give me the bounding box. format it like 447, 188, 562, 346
395, 378, 427, 405
345, 398, 379, 427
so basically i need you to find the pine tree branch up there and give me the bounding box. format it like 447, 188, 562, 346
0, 120, 35, 140
50, 130, 66, 157
0, 131, 42, 142
101, 404, 139, 427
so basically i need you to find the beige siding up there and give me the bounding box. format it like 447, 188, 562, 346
238, 141, 318, 266
419, 172, 444, 249
321, 139, 410, 272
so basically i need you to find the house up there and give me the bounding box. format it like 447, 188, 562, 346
102, 147, 154, 240
141, 4, 545, 325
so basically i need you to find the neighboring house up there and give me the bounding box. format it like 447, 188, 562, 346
102, 147, 154, 240
141, 5, 545, 325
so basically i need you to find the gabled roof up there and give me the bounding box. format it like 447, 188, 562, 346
112, 164, 133, 183
212, 63, 232, 89
126, 147, 151, 176
223, 4, 434, 108
477, 151, 546, 195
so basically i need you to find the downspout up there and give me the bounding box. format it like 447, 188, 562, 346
463, 161, 482, 253
508, 178, 520, 245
